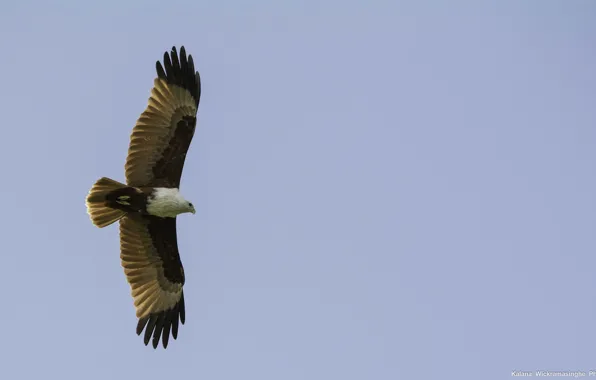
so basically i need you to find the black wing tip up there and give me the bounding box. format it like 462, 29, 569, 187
156, 45, 201, 106
135, 292, 185, 349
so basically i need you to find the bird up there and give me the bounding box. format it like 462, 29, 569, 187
85, 46, 201, 349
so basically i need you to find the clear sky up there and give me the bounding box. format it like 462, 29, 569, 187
1, 1, 595, 379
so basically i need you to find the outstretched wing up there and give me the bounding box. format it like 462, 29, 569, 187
125, 46, 201, 188
119, 214, 186, 348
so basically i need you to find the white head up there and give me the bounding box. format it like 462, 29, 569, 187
185, 200, 196, 215
173, 192, 196, 215
147, 188, 196, 218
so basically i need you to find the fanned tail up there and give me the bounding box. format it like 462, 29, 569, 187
86, 177, 128, 228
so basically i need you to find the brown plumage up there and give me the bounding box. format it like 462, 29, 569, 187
85, 46, 201, 348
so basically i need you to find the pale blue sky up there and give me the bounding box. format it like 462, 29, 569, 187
1, 1, 595, 379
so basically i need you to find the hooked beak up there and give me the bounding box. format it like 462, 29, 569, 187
190, 206, 196, 214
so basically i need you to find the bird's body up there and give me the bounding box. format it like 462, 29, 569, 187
102, 185, 194, 218
85, 46, 201, 349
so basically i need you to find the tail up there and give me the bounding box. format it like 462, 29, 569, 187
86, 177, 128, 228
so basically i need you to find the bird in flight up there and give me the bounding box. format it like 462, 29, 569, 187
86, 46, 201, 349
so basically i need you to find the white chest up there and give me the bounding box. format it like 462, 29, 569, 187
146, 188, 186, 218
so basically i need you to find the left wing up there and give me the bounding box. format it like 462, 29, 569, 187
119, 214, 186, 348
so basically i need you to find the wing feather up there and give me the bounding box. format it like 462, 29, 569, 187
125, 46, 201, 187
119, 214, 186, 348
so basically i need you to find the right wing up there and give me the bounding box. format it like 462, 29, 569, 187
124, 46, 201, 188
